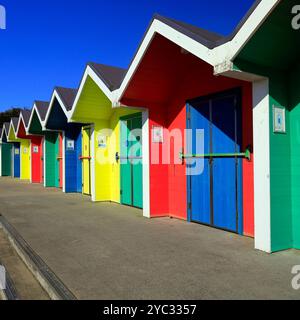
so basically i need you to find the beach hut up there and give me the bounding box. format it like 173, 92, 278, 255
69, 63, 145, 207
7, 118, 21, 178
1, 123, 13, 177
27, 101, 60, 188
213, 0, 300, 252
118, 14, 254, 235
16, 109, 31, 180
0, 123, 12, 177
44, 87, 82, 193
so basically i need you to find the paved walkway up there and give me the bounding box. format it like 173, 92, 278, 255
0, 227, 49, 300
0, 177, 299, 299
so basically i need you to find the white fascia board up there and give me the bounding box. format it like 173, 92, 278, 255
117, 19, 216, 102
7, 120, 17, 142
142, 110, 150, 218
252, 78, 271, 253
69, 66, 114, 123
44, 90, 69, 128
1, 127, 7, 141
26, 104, 43, 135
0, 127, 4, 141
213, 0, 280, 66
16, 114, 26, 137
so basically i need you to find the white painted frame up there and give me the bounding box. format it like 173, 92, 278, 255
252, 79, 271, 253
69, 65, 116, 123
44, 89, 69, 130
142, 109, 150, 218
90, 125, 96, 202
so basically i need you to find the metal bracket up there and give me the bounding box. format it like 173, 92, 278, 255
116, 152, 142, 162
180, 147, 251, 162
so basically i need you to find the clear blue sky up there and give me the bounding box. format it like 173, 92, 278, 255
0, 0, 255, 111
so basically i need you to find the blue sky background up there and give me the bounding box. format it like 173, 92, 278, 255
0, 0, 255, 111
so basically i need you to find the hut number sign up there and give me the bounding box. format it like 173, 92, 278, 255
152, 126, 164, 143
66, 139, 75, 151
273, 106, 286, 134
33, 146, 39, 153
98, 134, 107, 148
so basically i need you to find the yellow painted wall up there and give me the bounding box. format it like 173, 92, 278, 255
20, 139, 31, 180
93, 109, 139, 203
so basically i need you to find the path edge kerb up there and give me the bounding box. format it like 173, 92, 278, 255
0, 214, 77, 300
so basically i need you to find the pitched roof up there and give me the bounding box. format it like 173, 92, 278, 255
154, 14, 224, 49
35, 101, 49, 121
11, 117, 19, 132
55, 87, 78, 111
88, 63, 127, 91
20, 109, 32, 127
3, 122, 10, 135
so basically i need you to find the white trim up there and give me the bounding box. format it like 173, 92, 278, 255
16, 112, 29, 138
62, 131, 66, 193
142, 110, 150, 218
253, 79, 271, 253
116, 1, 280, 102
27, 103, 45, 135
7, 119, 18, 143
90, 125, 96, 201
213, 0, 280, 65
117, 19, 218, 102
44, 90, 69, 129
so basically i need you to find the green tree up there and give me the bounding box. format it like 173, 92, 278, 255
0, 108, 22, 128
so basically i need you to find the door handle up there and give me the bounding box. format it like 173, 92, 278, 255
79, 156, 91, 160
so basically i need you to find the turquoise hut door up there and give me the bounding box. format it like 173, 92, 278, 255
120, 114, 143, 208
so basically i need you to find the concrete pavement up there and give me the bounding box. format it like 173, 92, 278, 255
0, 177, 299, 299
0, 227, 49, 300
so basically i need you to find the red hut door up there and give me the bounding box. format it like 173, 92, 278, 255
58, 133, 63, 189
31, 137, 43, 183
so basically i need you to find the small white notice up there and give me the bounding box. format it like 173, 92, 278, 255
152, 126, 164, 143
33, 146, 39, 153
273, 106, 286, 134
66, 139, 75, 151
98, 134, 107, 148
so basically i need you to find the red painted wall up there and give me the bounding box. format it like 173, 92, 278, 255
31, 137, 43, 184
122, 34, 254, 236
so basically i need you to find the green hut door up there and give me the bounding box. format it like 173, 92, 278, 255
2, 143, 12, 176
120, 114, 143, 208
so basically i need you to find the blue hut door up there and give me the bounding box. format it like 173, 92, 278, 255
13, 144, 20, 178
187, 91, 243, 234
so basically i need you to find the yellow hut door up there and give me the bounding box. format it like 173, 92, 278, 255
82, 126, 91, 195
